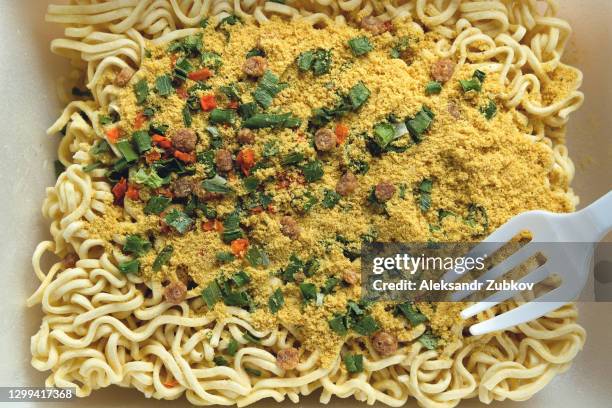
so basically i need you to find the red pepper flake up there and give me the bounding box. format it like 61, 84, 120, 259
126, 184, 140, 201
188, 68, 213, 81
250, 206, 263, 214
106, 127, 120, 143
236, 148, 255, 176
230, 238, 249, 257
170, 54, 178, 68
134, 111, 146, 130
145, 150, 161, 164
200, 94, 217, 111
112, 178, 128, 204
228, 100, 239, 110
335, 123, 349, 145
152, 135, 172, 149
173, 150, 196, 164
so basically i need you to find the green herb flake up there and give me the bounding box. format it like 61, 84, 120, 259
329, 315, 348, 336
123, 235, 151, 256
397, 302, 428, 326
351, 315, 379, 336
417, 179, 433, 212
164, 209, 194, 234
245, 246, 270, 267
302, 160, 324, 182
348, 82, 370, 110
418, 332, 439, 350
321, 189, 341, 209
348, 36, 373, 56
202, 280, 222, 308
343, 354, 363, 373
299, 282, 317, 302
222, 212, 244, 243
144, 195, 171, 215
321, 277, 339, 295
213, 356, 228, 366
155, 75, 174, 97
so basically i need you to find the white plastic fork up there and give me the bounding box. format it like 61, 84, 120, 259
441, 191, 612, 336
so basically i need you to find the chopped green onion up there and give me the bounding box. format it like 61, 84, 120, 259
281, 152, 304, 166
321, 277, 339, 294
118, 259, 140, 274
202, 175, 233, 193
216, 251, 236, 263
348, 82, 370, 110
425, 81, 442, 95
182, 105, 192, 127
116, 139, 138, 162
83, 162, 102, 173
373, 122, 396, 148
406, 106, 435, 143
245, 246, 269, 267
134, 79, 149, 105
155, 75, 174, 96
242, 113, 301, 129
152, 246, 173, 271
268, 288, 284, 313
480, 100, 497, 120
132, 131, 151, 153
209, 108, 236, 125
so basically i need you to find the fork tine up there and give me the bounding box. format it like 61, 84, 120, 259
441, 215, 531, 284
460, 263, 551, 318
468, 299, 567, 336
451, 243, 537, 301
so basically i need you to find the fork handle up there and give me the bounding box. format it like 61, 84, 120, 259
577, 191, 612, 241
